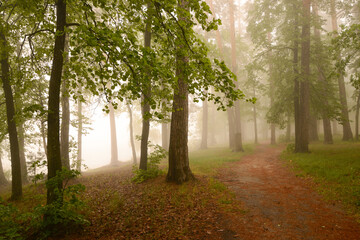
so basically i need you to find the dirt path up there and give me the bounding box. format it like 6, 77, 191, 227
217, 144, 360, 240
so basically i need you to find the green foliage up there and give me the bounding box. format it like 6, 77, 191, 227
285, 143, 295, 153
0, 168, 88, 240
132, 144, 167, 183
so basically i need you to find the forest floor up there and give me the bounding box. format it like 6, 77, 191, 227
217, 144, 360, 240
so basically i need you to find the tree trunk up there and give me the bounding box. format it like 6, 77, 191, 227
313, 3, 333, 144
330, 0, 353, 141
162, 122, 169, 151
286, 112, 291, 142
253, 88, 258, 144
18, 124, 28, 183
267, 33, 276, 145
296, 0, 310, 153
0, 151, 8, 186
229, 0, 243, 152
77, 87, 82, 172
109, 103, 119, 165
140, 5, 152, 170
127, 103, 137, 164
60, 34, 70, 170
309, 114, 319, 142
293, 3, 301, 152
0, 30, 22, 200
46, 0, 66, 205
167, 0, 194, 184
355, 92, 360, 141
200, 99, 208, 149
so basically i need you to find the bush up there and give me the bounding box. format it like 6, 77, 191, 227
132, 144, 167, 183
285, 143, 295, 153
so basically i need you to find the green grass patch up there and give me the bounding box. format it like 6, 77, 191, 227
282, 141, 360, 219
189, 144, 254, 176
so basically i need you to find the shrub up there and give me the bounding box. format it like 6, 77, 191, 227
132, 144, 167, 183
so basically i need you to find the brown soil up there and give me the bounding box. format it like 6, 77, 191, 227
217, 144, 360, 240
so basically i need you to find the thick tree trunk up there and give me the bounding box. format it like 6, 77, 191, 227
109, 103, 119, 165
46, 0, 66, 205
296, 0, 311, 153
200, 99, 208, 149
18, 124, 28, 183
167, 0, 194, 184
0, 152, 8, 186
0, 30, 22, 200
77, 88, 82, 172
355, 92, 360, 141
127, 103, 137, 164
330, 0, 353, 141
140, 7, 152, 170
229, 0, 243, 152
227, 109, 236, 149
61, 35, 70, 170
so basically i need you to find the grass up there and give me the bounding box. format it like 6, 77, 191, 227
281, 141, 360, 219
189, 144, 254, 176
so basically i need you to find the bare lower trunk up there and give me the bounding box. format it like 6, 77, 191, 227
253, 100, 258, 144
309, 114, 319, 142
200, 99, 208, 149
77, 92, 82, 172
330, 0, 353, 141
139, 3, 152, 170
286, 113, 291, 142
18, 124, 28, 183
356, 92, 360, 141
60, 35, 70, 170
167, 0, 194, 184
0, 151, 8, 185
227, 108, 236, 149
1, 30, 22, 200
296, 0, 310, 153
127, 104, 137, 164
162, 122, 169, 151
109, 103, 119, 165
40, 120, 47, 156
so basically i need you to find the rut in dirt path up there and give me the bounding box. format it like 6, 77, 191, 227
218, 144, 360, 240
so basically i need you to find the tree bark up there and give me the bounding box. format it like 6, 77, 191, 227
286, 112, 291, 142
46, 0, 66, 205
0, 151, 8, 186
229, 0, 243, 152
109, 102, 119, 165
127, 103, 137, 164
330, 0, 353, 141
309, 113, 319, 141
267, 33, 276, 145
313, 3, 333, 144
200, 99, 208, 149
167, 0, 194, 184
140, 5, 152, 170
77, 87, 82, 172
18, 124, 28, 183
162, 122, 169, 151
355, 91, 360, 141
60, 34, 70, 170
293, 6, 301, 152
0, 30, 22, 200
296, 0, 311, 153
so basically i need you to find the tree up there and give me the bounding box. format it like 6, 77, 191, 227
0, 22, 23, 200
46, 0, 66, 205
330, 0, 353, 141
109, 102, 119, 165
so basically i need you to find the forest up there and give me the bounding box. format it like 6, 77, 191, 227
0, 0, 360, 239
